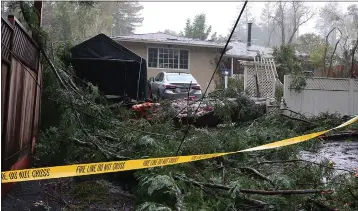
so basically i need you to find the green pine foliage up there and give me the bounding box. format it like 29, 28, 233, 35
180, 13, 212, 41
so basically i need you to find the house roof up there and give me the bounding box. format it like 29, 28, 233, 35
112, 33, 225, 49
225, 40, 309, 60
112, 33, 308, 60
225, 41, 273, 60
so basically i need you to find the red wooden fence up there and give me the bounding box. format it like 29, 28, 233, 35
326, 64, 358, 78
1, 16, 43, 196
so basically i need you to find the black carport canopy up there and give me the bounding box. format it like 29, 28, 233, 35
71, 33, 147, 100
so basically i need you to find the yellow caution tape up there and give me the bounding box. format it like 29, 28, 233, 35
2, 115, 357, 183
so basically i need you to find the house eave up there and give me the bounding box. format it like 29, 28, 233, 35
113, 37, 225, 49
224, 54, 273, 60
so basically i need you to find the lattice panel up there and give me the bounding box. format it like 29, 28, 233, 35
244, 64, 258, 97
256, 60, 276, 98
243, 58, 277, 98
300, 78, 349, 91
354, 80, 358, 91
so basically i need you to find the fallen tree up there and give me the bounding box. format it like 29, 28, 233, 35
24, 15, 356, 211
12, 2, 357, 210
33, 49, 358, 210
37, 59, 358, 210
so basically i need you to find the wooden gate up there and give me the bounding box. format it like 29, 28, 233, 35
1, 15, 43, 196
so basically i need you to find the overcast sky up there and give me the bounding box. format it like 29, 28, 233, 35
136, 1, 357, 36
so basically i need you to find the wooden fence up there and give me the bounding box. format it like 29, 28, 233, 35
314, 64, 358, 78
1, 16, 42, 196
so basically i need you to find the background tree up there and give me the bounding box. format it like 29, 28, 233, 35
231, 3, 255, 42
111, 1, 143, 36
316, 2, 345, 46
295, 33, 329, 70
295, 33, 325, 55
159, 29, 178, 36
316, 3, 358, 77
269, 1, 315, 45
179, 13, 212, 40
40, 1, 143, 43
209, 32, 227, 43
259, 2, 277, 46
231, 1, 314, 47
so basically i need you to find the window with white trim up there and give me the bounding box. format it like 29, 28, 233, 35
148, 47, 189, 70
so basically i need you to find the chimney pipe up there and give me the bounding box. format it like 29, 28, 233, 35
247, 22, 252, 47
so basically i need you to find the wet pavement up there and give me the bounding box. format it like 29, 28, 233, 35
300, 141, 358, 172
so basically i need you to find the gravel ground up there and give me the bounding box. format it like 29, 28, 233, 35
2, 177, 135, 211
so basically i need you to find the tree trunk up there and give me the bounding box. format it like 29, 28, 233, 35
350, 37, 358, 78
279, 2, 285, 45
323, 28, 336, 76
328, 29, 342, 77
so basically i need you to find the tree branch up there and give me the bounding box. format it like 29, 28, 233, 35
348, 188, 358, 200
238, 167, 274, 186
328, 28, 342, 76
240, 189, 332, 195
265, 21, 279, 47
308, 199, 336, 211
173, 174, 333, 195
288, 13, 315, 44
350, 35, 358, 78
280, 113, 316, 125
255, 159, 354, 173
319, 131, 358, 141
323, 28, 336, 75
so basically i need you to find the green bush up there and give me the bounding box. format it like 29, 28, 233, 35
273, 45, 308, 92
228, 77, 244, 91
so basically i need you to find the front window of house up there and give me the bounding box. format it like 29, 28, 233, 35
148, 47, 189, 70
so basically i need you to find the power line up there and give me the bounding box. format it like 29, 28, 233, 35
175, 0, 249, 156
173, 0, 247, 198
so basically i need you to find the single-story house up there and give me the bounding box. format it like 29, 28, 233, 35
112, 30, 309, 93
112, 33, 225, 92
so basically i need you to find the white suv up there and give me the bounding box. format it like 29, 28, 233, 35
149, 72, 202, 100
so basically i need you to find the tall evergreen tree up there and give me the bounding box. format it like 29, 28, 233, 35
39, 1, 144, 42
112, 1, 143, 36
180, 13, 212, 40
